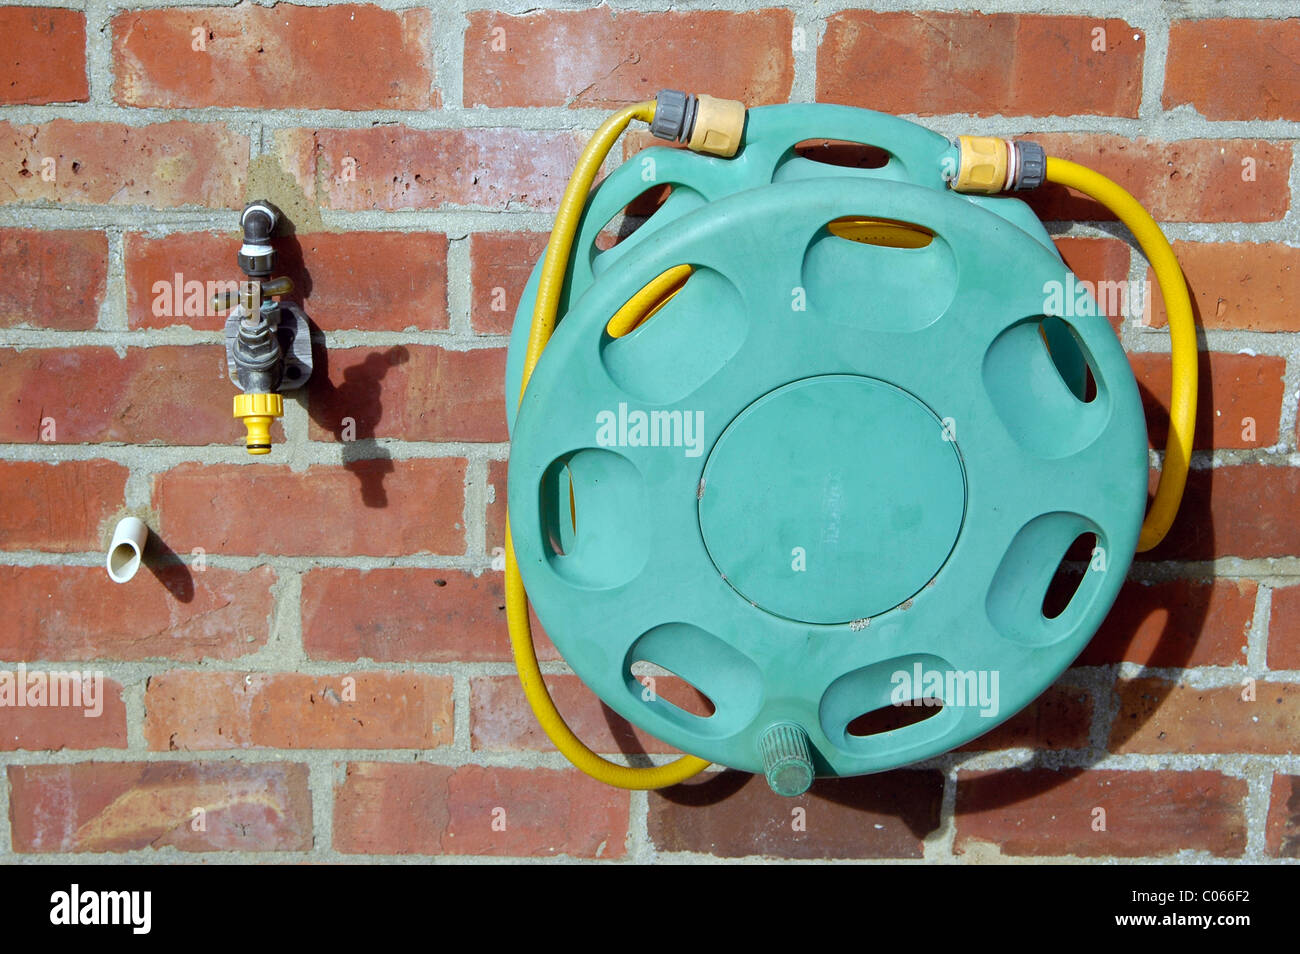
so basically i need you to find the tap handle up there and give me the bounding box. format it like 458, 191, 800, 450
258, 276, 294, 298
210, 275, 295, 313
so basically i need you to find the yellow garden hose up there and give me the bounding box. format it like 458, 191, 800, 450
606, 263, 694, 338
1043, 157, 1196, 552
505, 100, 711, 789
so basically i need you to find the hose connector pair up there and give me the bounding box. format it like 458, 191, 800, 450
649, 90, 746, 158
951, 136, 1046, 194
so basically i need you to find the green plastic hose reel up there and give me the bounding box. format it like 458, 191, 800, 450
504, 104, 1147, 796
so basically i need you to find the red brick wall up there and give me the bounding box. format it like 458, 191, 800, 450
0, 3, 1297, 862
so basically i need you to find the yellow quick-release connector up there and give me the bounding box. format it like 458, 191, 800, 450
688, 95, 746, 158
648, 91, 747, 159
233, 391, 283, 455
953, 135, 1010, 194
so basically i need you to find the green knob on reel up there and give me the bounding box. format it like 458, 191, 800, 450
760, 723, 815, 798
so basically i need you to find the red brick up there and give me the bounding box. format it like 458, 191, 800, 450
470, 231, 547, 335
620, 128, 678, 162
145, 670, 452, 750
1131, 352, 1284, 450
1111, 677, 1300, 755
333, 762, 628, 857
0, 229, 106, 329
113, 5, 435, 110
487, 457, 509, 550
0, 346, 263, 445
273, 231, 450, 331
126, 230, 450, 332
154, 459, 466, 557
1166, 19, 1300, 121
0, 672, 126, 750
648, 769, 942, 859
307, 346, 507, 444
955, 769, 1246, 857
0, 120, 247, 208
0, 564, 275, 662
958, 683, 1091, 751
0, 459, 127, 552
1148, 241, 1300, 332
8, 761, 312, 852
1024, 134, 1290, 223
471, 674, 714, 754
301, 567, 556, 663
464, 8, 793, 108
272, 127, 582, 212
1266, 773, 1300, 858
1053, 236, 1131, 332
1268, 584, 1300, 670
1077, 578, 1254, 668
819, 12, 1143, 118
1147, 465, 1300, 560
0, 8, 88, 105
1053, 237, 1130, 287
124, 229, 230, 329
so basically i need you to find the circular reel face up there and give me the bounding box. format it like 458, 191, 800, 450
508, 171, 1147, 780
698, 375, 966, 625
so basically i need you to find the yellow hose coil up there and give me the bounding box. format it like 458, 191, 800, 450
1043, 157, 1197, 552
606, 263, 694, 337
505, 101, 710, 789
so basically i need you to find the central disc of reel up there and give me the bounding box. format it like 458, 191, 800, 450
698, 375, 966, 625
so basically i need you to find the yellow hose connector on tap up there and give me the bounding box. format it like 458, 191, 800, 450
232, 391, 284, 455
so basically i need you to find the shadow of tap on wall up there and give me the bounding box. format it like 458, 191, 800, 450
271, 229, 313, 306
307, 340, 410, 509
